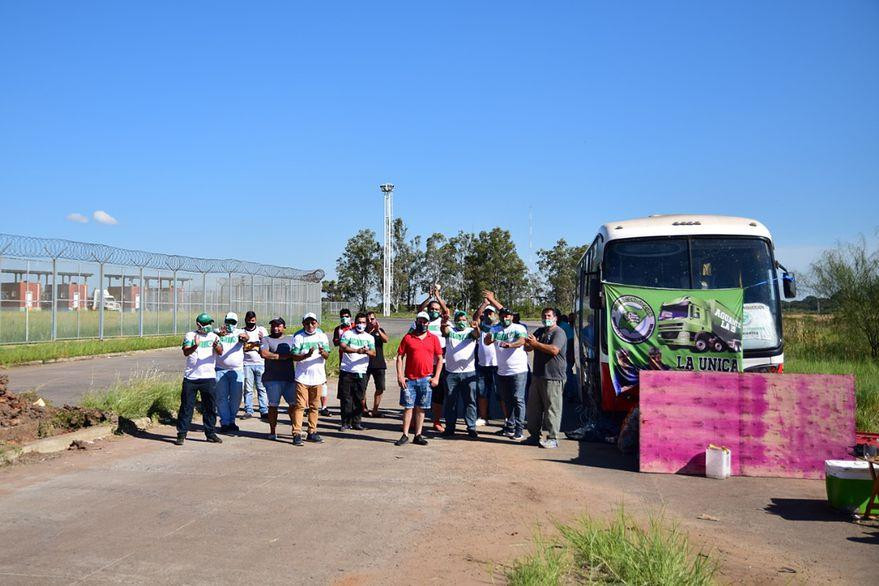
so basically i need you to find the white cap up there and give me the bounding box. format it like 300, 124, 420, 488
302, 312, 318, 321
224, 311, 239, 323
484, 305, 496, 313
416, 311, 430, 321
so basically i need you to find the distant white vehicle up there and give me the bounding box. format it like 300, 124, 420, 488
91, 289, 121, 311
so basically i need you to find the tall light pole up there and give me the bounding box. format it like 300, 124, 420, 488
380, 183, 394, 317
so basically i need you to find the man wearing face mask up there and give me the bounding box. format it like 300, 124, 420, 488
291, 313, 331, 445
484, 307, 529, 440
327, 308, 353, 416
338, 312, 376, 431
365, 311, 389, 417
415, 285, 450, 432
241, 311, 268, 420
176, 313, 224, 446
395, 311, 444, 446
440, 310, 480, 438
214, 312, 249, 433
260, 317, 297, 441
473, 292, 508, 427
523, 308, 567, 449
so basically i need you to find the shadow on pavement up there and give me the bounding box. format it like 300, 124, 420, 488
764, 498, 851, 522
554, 440, 638, 472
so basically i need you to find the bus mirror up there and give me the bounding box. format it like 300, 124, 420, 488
782, 273, 797, 299
589, 277, 601, 309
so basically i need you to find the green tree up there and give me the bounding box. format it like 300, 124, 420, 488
390, 218, 422, 310
463, 228, 528, 308
536, 238, 588, 312
321, 279, 344, 302
809, 235, 879, 359
336, 229, 381, 311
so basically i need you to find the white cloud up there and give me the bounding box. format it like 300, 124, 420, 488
93, 210, 118, 225
66, 212, 89, 223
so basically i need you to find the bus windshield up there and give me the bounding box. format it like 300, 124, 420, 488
603, 237, 781, 351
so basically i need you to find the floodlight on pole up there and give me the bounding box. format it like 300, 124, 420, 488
380, 183, 395, 317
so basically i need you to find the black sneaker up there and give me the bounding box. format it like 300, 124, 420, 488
521, 435, 541, 446
394, 434, 410, 446
259, 414, 269, 422
319, 408, 331, 417
339, 424, 351, 432
352, 423, 365, 431
242, 413, 253, 419
440, 429, 455, 438
495, 427, 512, 436
218, 424, 230, 433
205, 434, 223, 443
306, 433, 324, 443
292, 434, 304, 446
229, 424, 240, 432
467, 430, 479, 439
413, 434, 429, 446
174, 434, 185, 446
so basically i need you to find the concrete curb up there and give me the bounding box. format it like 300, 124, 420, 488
15, 424, 117, 458
1, 345, 178, 370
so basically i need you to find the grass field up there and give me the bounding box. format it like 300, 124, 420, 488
782, 313, 878, 432
0, 335, 182, 367
505, 510, 715, 585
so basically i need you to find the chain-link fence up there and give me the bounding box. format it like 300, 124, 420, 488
0, 233, 324, 344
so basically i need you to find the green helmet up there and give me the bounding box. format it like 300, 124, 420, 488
196, 312, 214, 326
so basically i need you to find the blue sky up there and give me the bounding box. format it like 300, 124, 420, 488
1, 1, 877, 277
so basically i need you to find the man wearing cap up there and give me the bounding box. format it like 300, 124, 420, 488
176, 313, 224, 445
214, 312, 249, 433
242, 311, 269, 420
523, 307, 568, 449
260, 317, 297, 441
291, 312, 330, 445
395, 311, 444, 446
440, 310, 480, 438
415, 285, 450, 432
338, 312, 376, 431
484, 305, 529, 440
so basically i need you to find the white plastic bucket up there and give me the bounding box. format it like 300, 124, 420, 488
706, 445, 731, 479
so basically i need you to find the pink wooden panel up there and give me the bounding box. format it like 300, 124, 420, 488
639, 371, 856, 479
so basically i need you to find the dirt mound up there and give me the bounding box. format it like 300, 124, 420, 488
0, 374, 110, 445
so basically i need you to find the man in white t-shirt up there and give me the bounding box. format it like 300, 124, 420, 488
175, 312, 224, 446
440, 310, 480, 438
215, 312, 249, 433
484, 306, 529, 440
241, 311, 268, 420
473, 294, 506, 428
338, 312, 376, 431
291, 312, 331, 445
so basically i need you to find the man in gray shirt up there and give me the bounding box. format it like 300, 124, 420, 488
523, 307, 568, 448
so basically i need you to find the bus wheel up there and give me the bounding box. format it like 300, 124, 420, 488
694, 334, 709, 353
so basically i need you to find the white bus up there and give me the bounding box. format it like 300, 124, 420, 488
575, 214, 796, 414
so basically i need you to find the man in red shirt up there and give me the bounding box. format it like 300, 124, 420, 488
394, 311, 444, 446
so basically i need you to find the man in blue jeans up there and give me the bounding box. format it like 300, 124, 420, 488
215, 312, 248, 433
440, 310, 480, 438
394, 311, 444, 446
484, 307, 529, 440
241, 311, 268, 420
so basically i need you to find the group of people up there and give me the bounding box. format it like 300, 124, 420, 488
175, 287, 571, 450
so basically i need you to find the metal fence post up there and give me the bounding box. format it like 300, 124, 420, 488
139, 266, 144, 337
98, 261, 105, 340
173, 269, 179, 334
51, 257, 58, 341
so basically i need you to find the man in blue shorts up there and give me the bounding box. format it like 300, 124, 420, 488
394, 311, 444, 446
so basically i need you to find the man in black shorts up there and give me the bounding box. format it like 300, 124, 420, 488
365, 311, 389, 416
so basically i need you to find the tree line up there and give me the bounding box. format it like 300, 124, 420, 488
325, 219, 587, 315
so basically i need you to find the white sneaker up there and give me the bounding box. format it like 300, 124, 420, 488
475, 418, 487, 427
539, 438, 559, 449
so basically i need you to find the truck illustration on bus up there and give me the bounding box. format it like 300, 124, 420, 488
656, 295, 742, 353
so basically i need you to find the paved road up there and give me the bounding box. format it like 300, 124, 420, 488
4, 317, 537, 406
0, 397, 874, 584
